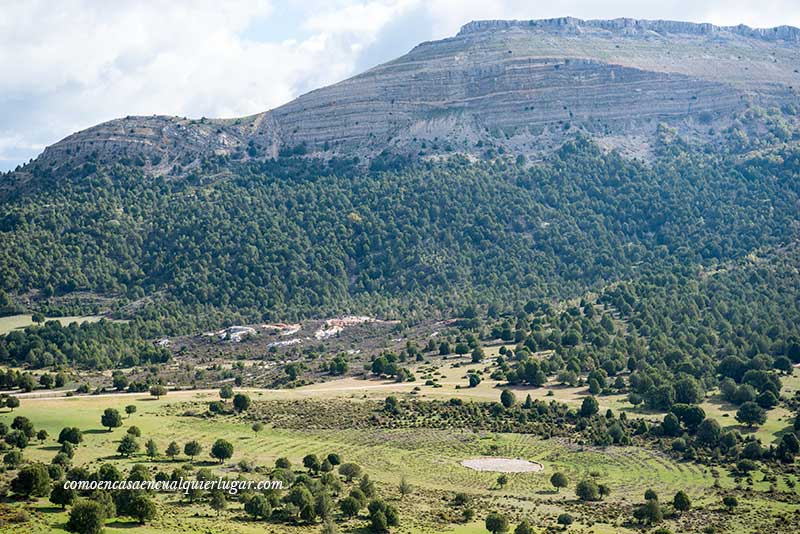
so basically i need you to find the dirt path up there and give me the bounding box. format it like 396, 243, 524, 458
10, 379, 434, 401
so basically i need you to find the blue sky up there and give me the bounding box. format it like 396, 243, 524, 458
1, 0, 799, 171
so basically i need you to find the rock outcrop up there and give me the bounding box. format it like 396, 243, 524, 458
15, 17, 800, 177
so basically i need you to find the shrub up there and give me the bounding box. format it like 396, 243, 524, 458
11, 463, 51, 497
339, 462, 362, 482
101, 408, 122, 431
673, 490, 691, 512
485, 511, 510, 533
550, 471, 568, 492
557, 513, 574, 526
210, 439, 234, 464
244, 494, 271, 519
575, 479, 600, 501
66, 500, 106, 534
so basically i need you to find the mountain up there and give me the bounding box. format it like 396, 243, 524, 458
8, 17, 800, 186
0, 18, 798, 330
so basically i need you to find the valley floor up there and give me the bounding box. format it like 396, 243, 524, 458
2, 364, 799, 534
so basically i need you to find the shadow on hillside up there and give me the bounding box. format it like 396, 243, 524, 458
108, 520, 143, 529
38, 506, 63, 514
83, 429, 110, 435
706, 393, 736, 411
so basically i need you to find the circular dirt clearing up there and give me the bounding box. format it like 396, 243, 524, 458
461, 457, 544, 473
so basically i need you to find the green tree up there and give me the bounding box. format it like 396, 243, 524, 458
696, 418, 721, 445
11, 463, 51, 497
314, 491, 334, 520
736, 401, 767, 427
671, 403, 706, 431
634, 499, 663, 525
339, 462, 362, 482
303, 453, 321, 473
40, 373, 54, 388
514, 519, 535, 534
210, 439, 233, 464
232, 393, 251, 413
184, 440, 202, 462
219, 384, 234, 400
145, 439, 158, 459
673, 490, 691, 513
58, 427, 83, 445
662, 413, 681, 437
723, 496, 738, 512
66, 499, 107, 534
580, 396, 599, 417
485, 511, 510, 533
244, 494, 271, 519
674, 376, 704, 404
384, 395, 399, 413
11, 415, 34, 437
370, 510, 388, 532
112, 373, 128, 391
6, 396, 20, 411
127, 493, 156, 524
575, 479, 600, 501
557, 513, 573, 526
117, 435, 139, 457
165, 441, 180, 459
588, 377, 601, 395
340, 496, 361, 518
550, 471, 568, 492
359, 474, 376, 498
149, 385, 167, 399
125, 405, 137, 418
50, 480, 76, 509
210, 490, 227, 516
4, 449, 23, 467
289, 485, 315, 522
5, 429, 28, 448
500, 389, 516, 408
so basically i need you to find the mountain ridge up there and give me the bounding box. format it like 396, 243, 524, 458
5, 17, 799, 188
456, 17, 800, 41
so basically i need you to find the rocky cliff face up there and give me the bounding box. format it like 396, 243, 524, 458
15, 18, 800, 178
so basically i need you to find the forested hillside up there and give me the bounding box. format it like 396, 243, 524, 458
0, 133, 797, 331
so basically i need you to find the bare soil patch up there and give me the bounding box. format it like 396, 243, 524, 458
460, 457, 544, 473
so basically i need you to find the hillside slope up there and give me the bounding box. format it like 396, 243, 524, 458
1, 135, 798, 328
5, 17, 798, 186
0, 18, 799, 328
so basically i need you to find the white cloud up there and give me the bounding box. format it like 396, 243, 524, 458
0, 0, 405, 169
1, 0, 798, 170
304, 0, 418, 35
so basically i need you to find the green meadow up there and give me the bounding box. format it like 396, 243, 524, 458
2, 384, 798, 534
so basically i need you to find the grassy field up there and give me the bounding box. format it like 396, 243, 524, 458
0, 314, 110, 335
285, 358, 799, 448
1, 380, 798, 534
